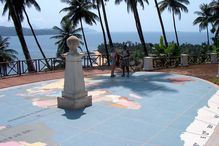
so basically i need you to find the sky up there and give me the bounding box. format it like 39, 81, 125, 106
0, 0, 214, 32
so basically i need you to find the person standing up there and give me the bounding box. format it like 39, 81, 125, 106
120, 45, 130, 77
110, 48, 120, 77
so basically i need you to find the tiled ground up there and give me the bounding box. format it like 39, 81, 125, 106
0, 72, 218, 146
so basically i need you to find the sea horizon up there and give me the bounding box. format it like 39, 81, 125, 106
4, 31, 213, 60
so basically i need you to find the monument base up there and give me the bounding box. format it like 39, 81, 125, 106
57, 96, 92, 109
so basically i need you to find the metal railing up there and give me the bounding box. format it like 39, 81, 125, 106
0, 54, 109, 78
82, 54, 110, 67
153, 56, 180, 69
152, 54, 217, 70
188, 54, 211, 65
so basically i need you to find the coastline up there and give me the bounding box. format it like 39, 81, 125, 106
5, 32, 212, 60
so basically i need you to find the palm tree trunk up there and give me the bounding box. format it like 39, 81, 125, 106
80, 18, 93, 67
172, 11, 179, 46
100, 0, 113, 48
131, 1, 148, 56
215, 27, 219, 40
8, 0, 35, 72
207, 25, 210, 46
23, 9, 51, 69
97, 2, 110, 66
154, 0, 168, 47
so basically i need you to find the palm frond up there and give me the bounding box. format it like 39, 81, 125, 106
158, 0, 189, 16
193, 3, 212, 32
51, 15, 83, 57
0, 35, 18, 62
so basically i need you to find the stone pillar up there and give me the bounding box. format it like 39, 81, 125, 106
181, 54, 189, 66
57, 36, 92, 109
143, 57, 154, 71
211, 53, 218, 64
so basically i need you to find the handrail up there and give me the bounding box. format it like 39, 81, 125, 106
153, 56, 180, 69
152, 54, 217, 69
0, 54, 109, 78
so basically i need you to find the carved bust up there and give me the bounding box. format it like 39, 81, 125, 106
67, 36, 80, 55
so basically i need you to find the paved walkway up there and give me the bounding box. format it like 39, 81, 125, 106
0, 71, 64, 89
0, 72, 219, 146
0, 68, 114, 89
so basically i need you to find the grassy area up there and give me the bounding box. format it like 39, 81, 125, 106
211, 77, 219, 85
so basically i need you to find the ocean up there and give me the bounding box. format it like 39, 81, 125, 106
6, 31, 211, 60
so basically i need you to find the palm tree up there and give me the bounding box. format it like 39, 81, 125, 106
0, 35, 18, 75
60, 0, 99, 67
210, 0, 219, 41
92, 0, 110, 66
100, 0, 113, 48
51, 18, 82, 57
115, 0, 149, 56
22, 0, 51, 69
159, 0, 190, 46
210, 1, 219, 78
193, 3, 212, 46
154, 0, 168, 47
1, 0, 35, 71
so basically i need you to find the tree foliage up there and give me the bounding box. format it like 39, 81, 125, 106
153, 36, 179, 57
51, 18, 82, 58
0, 35, 18, 62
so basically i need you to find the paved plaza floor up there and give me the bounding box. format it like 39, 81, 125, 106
0, 72, 219, 146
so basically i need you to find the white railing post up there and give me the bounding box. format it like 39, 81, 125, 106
143, 56, 154, 71
181, 54, 189, 66
211, 53, 217, 64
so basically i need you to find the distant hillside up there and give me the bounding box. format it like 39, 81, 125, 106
0, 26, 56, 36
0, 26, 97, 36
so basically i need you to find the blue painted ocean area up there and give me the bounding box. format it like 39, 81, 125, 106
6, 31, 212, 60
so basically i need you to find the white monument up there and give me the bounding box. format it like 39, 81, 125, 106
57, 36, 92, 109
